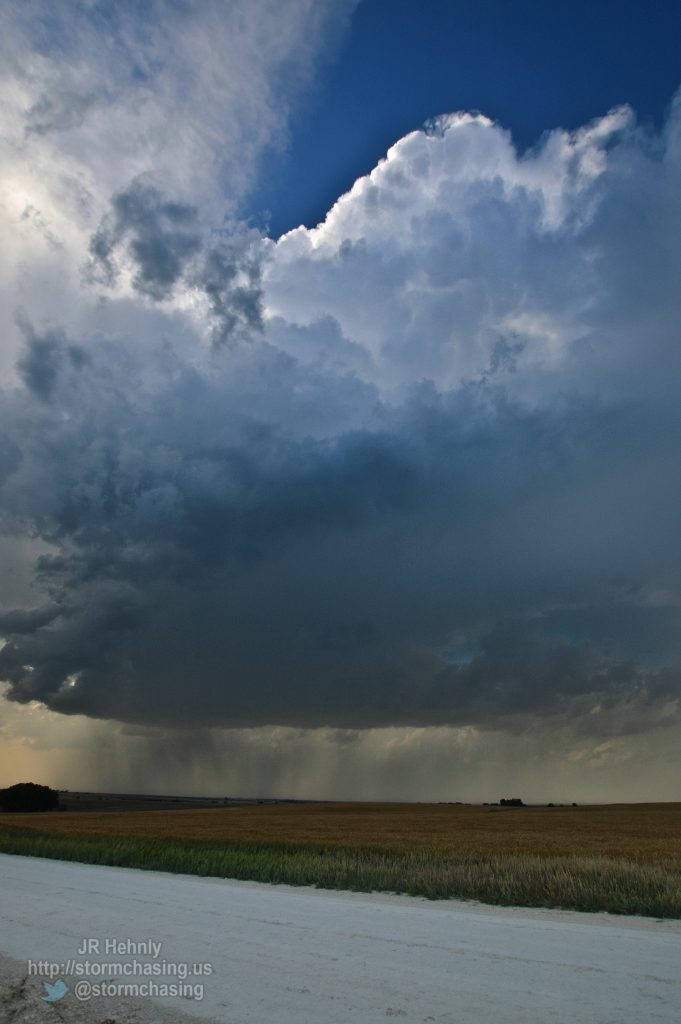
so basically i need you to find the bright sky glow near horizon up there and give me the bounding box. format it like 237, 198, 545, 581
1, 0, 681, 802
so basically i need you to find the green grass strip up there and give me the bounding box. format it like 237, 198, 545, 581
0, 827, 680, 918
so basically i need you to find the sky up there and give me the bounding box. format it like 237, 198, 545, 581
252, 0, 681, 235
1, 0, 681, 802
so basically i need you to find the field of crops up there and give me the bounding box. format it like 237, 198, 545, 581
1, 801, 680, 864
1, 802, 680, 916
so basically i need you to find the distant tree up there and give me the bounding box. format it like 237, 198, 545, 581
0, 782, 60, 812
500, 797, 524, 807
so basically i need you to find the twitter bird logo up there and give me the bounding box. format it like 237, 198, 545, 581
41, 979, 68, 1002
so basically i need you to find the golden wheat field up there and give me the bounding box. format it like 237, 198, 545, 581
1, 802, 680, 866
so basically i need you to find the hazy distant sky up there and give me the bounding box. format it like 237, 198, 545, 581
1, 0, 681, 801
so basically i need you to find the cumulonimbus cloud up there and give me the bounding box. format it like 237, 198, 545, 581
1, 12, 681, 736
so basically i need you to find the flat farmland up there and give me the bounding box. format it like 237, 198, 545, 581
1, 802, 680, 916
1, 801, 680, 863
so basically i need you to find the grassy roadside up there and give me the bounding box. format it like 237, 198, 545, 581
1, 826, 680, 918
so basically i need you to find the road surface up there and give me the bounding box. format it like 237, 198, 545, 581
0, 853, 679, 1023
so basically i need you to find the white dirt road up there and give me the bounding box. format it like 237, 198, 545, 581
0, 853, 679, 1023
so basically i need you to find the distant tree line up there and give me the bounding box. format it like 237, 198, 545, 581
0, 782, 60, 812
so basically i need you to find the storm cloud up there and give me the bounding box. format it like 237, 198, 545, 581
87, 182, 264, 342
2, 3, 681, 743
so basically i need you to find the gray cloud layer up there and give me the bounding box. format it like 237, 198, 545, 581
1, 11, 681, 738
87, 182, 264, 343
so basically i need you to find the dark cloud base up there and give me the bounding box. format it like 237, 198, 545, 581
1, 333, 681, 734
